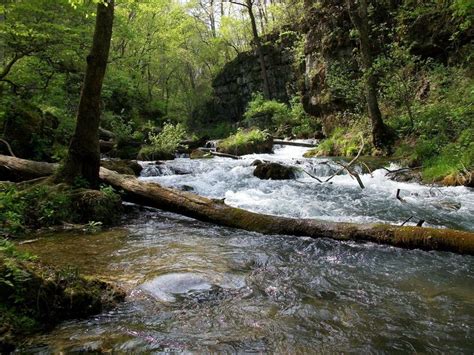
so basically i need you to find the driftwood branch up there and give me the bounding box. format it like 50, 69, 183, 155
396, 189, 405, 202
198, 148, 241, 160
401, 216, 413, 226
273, 139, 317, 148
297, 168, 323, 183
325, 135, 365, 188
1, 154, 474, 255
0, 139, 16, 157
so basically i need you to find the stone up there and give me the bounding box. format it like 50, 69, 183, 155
253, 162, 296, 180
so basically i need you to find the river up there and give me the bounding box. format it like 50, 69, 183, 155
18, 145, 474, 352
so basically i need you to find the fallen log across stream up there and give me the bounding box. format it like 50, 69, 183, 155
1, 154, 474, 255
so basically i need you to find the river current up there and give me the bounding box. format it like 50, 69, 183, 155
19, 145, 474, 352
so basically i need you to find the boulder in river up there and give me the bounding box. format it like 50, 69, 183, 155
253, 162, 296, 180
101, 159, 143, 176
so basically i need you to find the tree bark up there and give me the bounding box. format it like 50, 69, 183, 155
245, 0, 272, 99
346, 0, 390, 149
58, 0, 114, 188
2, 154, 474, 255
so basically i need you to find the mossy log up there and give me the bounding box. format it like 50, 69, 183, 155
1, 154, 474, 254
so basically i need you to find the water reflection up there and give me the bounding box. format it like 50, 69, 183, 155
19, 208, 474, 353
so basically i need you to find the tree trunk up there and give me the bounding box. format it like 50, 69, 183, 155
346, 0, 390, 149
58, 0, 114, 188
246, 0, 272, 99
2, 154, 474, 255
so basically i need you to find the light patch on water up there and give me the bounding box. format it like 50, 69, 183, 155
140, 272, 246, 302
141, 273, 213, 302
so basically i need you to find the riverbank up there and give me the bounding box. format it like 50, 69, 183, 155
0, 239, 125, 351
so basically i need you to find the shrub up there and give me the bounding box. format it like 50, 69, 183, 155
243, 93, 290, 130
138, 122, 187, 160
243, 93, 322, 138
0, 183, 122, 236
304, 119, 373, 157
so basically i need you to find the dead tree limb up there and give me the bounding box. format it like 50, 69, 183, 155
198, 148, 241, 160
325, 135, 365, 185
0, 139, 16, 157
1, 154, 474, 255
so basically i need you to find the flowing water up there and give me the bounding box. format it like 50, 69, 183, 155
18, 145, 474, 353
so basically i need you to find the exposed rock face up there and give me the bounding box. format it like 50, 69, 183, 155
301, 0, 473, 135
205, 31, 301, 124
253, 161, 295, 180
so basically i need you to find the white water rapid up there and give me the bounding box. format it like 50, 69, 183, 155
139, 145, 474, 231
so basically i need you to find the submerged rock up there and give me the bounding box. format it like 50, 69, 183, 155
253, 162, 296, 180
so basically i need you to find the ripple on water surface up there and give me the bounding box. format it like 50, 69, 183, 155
19, 208, 474, 353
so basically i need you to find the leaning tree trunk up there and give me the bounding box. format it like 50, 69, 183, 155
346, 0, 390, 149
59, 0, 114, 189
1, 154, 474, 255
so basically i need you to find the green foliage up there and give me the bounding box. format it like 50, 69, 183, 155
219, 128, 272, 155
0, 185, 26, 235
325, 60, 364, 108
451, 0, 474, 30
84, 221, 103, 234
0, 239, 36, 262
305, 119, 373, 158
138, 122, 187, 160
149, 123, 187, 153
243, 92, 290, 129
105, 113, 135, 144
243, 93, 321, 138
201, 121, 235, 139
288, 96, 322, 138
387, 62, 474, 181
0, 183, 122, 236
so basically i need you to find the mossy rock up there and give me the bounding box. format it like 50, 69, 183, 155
218, 131, 273, 156
441, 171, 474, 187
101, 159, 143, 176
1, 182, 123, 236
0, 247, 125, 350
303, 148, 322, 158
190, 149, 214, 159
71, 189, 123, 225
137, 146, 175, 161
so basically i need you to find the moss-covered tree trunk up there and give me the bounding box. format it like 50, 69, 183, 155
346, 0, 390, 149
59, 0, 114, 188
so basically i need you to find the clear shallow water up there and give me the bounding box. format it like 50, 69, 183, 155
140, 145, 474, 231
19, 209, 474, 353
17, 146, 474, 352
